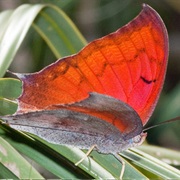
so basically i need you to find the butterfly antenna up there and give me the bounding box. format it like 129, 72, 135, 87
143, 116, 180, 132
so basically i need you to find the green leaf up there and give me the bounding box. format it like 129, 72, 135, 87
0, 4, 46, 77
0, 2, 180, 179
0, 163, 18, 179
32, 4, 87, 58
0, 98, 17, 115
0, 78, 21, 115
0, 10, 13, 39
0, 4, 86, 77
122, 148, 180, 179
138, 145, 180, 169
0, 78, 22, 99
0, 124, 90, 179
0, 136, 43, 179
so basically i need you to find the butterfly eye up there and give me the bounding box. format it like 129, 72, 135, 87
132, 132, 147, 145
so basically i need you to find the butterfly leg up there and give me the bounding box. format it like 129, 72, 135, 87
75, 144, 97, 166
113, 153, 125, 180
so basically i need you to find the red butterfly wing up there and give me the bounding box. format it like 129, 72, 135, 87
16, 4, 168, 125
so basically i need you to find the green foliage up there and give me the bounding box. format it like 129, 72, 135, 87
0, 1, 179, 179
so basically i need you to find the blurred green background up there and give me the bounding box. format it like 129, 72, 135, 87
1, 0, 179, 150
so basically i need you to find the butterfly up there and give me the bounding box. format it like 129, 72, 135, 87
1, 4, 168, 179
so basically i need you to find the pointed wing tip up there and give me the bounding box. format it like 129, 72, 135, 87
141, 3, 169, 58
142, 3, 150, 9
141, 3, 167, 32
142, 3, 155, 11
141, 3, 164, 22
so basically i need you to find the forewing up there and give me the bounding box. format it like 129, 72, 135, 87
16, 5, 168, 125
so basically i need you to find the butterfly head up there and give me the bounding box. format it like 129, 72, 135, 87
118, 132, 147, 151
130, 132, 147, 147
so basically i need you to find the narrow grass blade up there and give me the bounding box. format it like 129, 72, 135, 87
121, 147, 180, 179
0, 4, 46, 77
0, 136, 43, 179
33, 4, 87, 58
